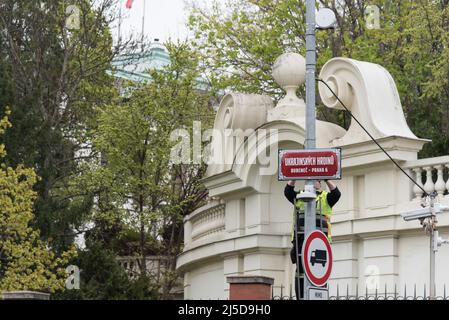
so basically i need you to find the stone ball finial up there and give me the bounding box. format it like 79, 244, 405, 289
268, 52, 306, 120
272, 53, 306, 89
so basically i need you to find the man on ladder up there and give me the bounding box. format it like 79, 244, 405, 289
284, 179, 341, 299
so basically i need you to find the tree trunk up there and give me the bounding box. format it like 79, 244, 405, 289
139, 194, 147, 277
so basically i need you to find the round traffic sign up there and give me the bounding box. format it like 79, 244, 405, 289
301, 230, 333, 287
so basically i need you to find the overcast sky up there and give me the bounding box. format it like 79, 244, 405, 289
113, 0, 197, 44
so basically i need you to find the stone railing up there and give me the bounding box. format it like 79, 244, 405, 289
184, 199, 225, 247
2, 291, 50, 300
116, 256, 183, 299
404, 156, 449, 200
117, 256, 168, 279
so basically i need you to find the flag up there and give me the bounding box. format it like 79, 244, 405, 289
125, 0, 133, 9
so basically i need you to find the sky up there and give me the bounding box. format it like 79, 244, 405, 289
114, 0, 193, 43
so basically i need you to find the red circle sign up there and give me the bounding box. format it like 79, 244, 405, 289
301, 230, 333, 287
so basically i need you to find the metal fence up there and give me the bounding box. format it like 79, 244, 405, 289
272, 284, 449, 300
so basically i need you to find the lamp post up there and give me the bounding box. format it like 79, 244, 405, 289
401, 197, 449, 299
303, 2, 337, 300
303, 0, 317, 300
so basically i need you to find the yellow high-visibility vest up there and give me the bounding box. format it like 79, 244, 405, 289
291, 191, 333, 243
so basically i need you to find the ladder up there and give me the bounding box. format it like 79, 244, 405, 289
293, 201, 328, 299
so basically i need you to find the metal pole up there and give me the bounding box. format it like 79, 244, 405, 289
304, 0, 317, 300
430, 225, 436, 299
429, 196, 436, 300
294, 211, 301, 300
118, 3, 122, 44
141, 0, 146, 51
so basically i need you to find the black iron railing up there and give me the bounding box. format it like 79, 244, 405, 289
272, 283, 449, 300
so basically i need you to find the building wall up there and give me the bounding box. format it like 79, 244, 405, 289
179, 153, 449, 299
177, 55, 449, 299
185, 261, 226, 300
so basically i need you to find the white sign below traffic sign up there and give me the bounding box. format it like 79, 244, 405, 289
301, 230, 333, 287
309, 287, 329, 300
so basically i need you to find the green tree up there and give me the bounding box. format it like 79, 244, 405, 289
188, 0, 449, 157
67, 41, 214, 299
0, 0, 137, 249
55, 241, 159, 300
0, 110, 76, 293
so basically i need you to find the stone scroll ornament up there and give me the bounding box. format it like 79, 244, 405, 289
206, 93, 273, 177
318, 58, 419, 146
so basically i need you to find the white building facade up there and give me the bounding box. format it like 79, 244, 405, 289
176, 53, 449, 299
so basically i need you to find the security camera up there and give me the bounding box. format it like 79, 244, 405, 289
401, 203, 449, 222
400, 207, 434, 221
434, 203, 449, 213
